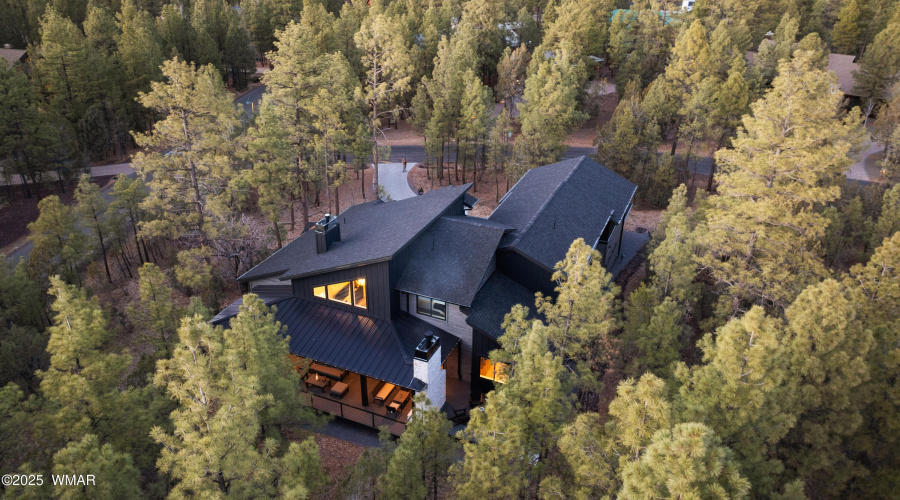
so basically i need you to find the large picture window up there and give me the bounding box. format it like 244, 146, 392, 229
479, 357, 508, 384
416, 295, 447, 320
312, 279, 367, 309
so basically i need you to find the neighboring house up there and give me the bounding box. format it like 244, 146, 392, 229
0, 45, 27, 70
746, 50, 863, 99
211, 156, 641, 434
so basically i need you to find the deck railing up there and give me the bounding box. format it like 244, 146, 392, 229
301, 393, 408, 435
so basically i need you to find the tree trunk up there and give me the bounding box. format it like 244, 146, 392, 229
300, 181, 310, 231
273, 219, 282, 249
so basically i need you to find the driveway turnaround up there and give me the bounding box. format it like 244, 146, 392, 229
377, 162, 417, 200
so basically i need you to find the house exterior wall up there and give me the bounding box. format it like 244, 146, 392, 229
400, 293, 473, 383
291, 261, 393, 320
497, 249, 555, 296
471, 329, 502, 400
598, 221, 624, 270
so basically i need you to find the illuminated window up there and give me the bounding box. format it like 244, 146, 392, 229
353, 279, 366, 308
327, 282, 351, 304
416, 296, 446, 320
479, 357, 508, 384
313, 279, 367, 308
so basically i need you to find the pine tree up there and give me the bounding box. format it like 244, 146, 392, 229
355, 0, 413, 191
700, 49, 864, 310
38, 278, 133, 449
675, 307, 797, 495
831, 0, 862, 54
619, 423, 751, 499
152, 313, 324, 497
871, 184, 900, 247
496, 46, 529, 114
707, 56, 751, 191
843, 232, 900, 497
51, 434, 142, 500
539, 0, 614, 67
133, 57, 241, 246
457, 70, 493, 188
109, 175, 150, 265
0, 48, 64, 198
777, 279, 873, 492
224, 294, 322, 429
27, 195, 87, 285
116, 0, 165, 96
74, 174, 113, 284
554, 373, 672, 498
648, 212, 699, 307
631, 298, 683, 379
536, 239, 621, 397
854, 10, 900, 101
454, 322, 572, 498
127, 263, 179, 354
380, 393, 460, 500
517, 46, 588, 168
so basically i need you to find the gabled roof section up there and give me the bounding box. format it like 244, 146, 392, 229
239, 184, 472, 282
0, 48, 26, 68
488, 156, 636, 270
395, 216, 510, 306
465, 272, 539, 340
212, 296, 459, 388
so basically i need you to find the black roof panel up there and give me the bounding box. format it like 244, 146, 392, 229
239, 184, 472, 282
212, 297, 459, 388
396, 216, 507, 306
465, 272, 538, 340
489, 156, 636, 270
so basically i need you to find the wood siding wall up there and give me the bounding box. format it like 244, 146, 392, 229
497, 249, 555, 296
399, 292, 474, 383
598, 221, 624, 271
291, 261, 393, 320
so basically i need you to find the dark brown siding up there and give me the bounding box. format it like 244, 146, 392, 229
496, 249, 555, 296
291, 261, 393, 320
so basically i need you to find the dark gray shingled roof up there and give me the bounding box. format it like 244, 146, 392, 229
395, 216, 510, 306
465, 272, 538, 340
212, 296, 459, 388
239, 184, 472, 282
489, 156, 636, 271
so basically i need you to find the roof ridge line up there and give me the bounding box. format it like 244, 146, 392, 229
516, 156, 587, 238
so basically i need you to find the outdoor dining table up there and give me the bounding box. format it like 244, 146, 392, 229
388, 390, 411, 412
305, 374, 329, 392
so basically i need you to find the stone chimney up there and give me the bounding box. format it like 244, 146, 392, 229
413, 333, 445, 409
314, 214, 340, 254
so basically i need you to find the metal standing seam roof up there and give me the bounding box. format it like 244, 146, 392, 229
395, 216, 511, 306
212, 296, 460, 389
489, 156, 637, 271
238, 184, 473, 282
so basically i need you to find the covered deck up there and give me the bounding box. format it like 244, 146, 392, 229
294, 356, 470, 436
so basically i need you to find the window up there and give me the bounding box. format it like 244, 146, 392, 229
327, 282, 351, 304
479, 357, 508, 384
416, 295, 447, 320
353, 279, 366, 307
313, 279, 367, 308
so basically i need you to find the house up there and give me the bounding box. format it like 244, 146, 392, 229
746, 50, 864, 99
0, 45, 27, 70
211, 156, 640, 434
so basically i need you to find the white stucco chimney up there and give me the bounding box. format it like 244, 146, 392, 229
413, 333, 445, 410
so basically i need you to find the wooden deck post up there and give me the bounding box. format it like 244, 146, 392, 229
360, 375, 369, 406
